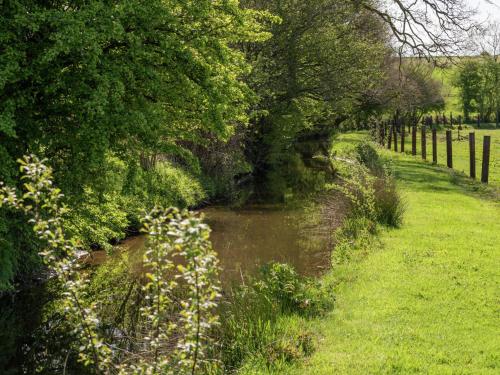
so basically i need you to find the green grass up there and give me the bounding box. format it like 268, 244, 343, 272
273, 132, 500, 374
432, 64, 462, 114
397, 127, 500, 186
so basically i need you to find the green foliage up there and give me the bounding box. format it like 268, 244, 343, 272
0, 156, 112, 371
145, 163, 206, 208
373, 176, 405, 228
118, 208, 221, 374
352, 142, 405, 227
1, 156, 223, 374
332, 141, 405, 229
332, 216, 375, 266
255, 263, 327, 316
455, 57, 500, 122
456, 60, 487, 120
328, 162, 378, 223
0, 0, 271, 288
218, 262, 333, 372
66, 188, 129, 251
353, 142, 384, 175
241, 0, 388, 197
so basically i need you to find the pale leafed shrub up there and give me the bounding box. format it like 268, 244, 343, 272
0, 156, 221, 374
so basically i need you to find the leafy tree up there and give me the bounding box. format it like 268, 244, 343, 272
241, 0, 387, 199
0, 0, 270, 290
455, 56, 500, 123
456, 60, 484, 121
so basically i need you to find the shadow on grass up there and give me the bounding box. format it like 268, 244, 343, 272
393, 158, 499, 202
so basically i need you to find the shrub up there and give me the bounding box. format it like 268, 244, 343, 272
330, 152, 405, 228
0, 156, 221, 374
353, 142, 384, 176
147, 162, 206, 208
328, 162, 377, 223
217, 262, 333, 372
65, 187, 129, 251
374, 176, 405, 227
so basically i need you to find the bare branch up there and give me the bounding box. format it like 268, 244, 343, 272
358, 0, 482, 59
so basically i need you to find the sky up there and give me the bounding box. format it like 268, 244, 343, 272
470, 0, 500, 23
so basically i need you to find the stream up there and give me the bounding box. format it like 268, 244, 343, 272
0, 203, 339, 373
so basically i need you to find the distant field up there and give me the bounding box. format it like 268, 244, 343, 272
400, 127, 500, 186
432, 64, 462, 114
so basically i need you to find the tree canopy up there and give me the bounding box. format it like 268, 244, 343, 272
0, 0, 473, 290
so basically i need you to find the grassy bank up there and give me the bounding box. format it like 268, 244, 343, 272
283, 133, 500, 374
399, 127, 499, 185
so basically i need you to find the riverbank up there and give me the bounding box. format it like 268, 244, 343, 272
283, 132, 500, 374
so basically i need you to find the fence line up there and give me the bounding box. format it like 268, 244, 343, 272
373, 123, 492, 184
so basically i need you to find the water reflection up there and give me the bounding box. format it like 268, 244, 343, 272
204, 205, 333, 281
0, 203, 337, 373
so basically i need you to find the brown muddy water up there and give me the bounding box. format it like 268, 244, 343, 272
0, 203, 341, 374
86, 205, 336, 282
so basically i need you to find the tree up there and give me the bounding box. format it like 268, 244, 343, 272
357, 0, 478, 58
0, 0, 270, 290
477, 22, 500, 126
241, 0, 388, 199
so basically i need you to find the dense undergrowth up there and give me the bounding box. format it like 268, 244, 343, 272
209, 137, 406, 373
0, 138, 405, 374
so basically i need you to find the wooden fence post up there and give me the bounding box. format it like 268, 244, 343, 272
421, 125, 427, 160
469, 132, 476, 179
393, 123, 398, 152
432, 127, 437, 164
383, 123, 386, 146
387, 123, 393, 150
446, 130, 453, 168
481, 136, 491, 183
400, 125, 405, 153
412, 125, 417, 156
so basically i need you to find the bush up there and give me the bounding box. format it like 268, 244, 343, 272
354, 141, 385, 176
331, 147, 405, 228
328, 162, 377, 223
217, 262, 333, 372
374, 176, 405, 227
124, 160, 206, 209
65, 187, 129, 251
147, 162, 206, 208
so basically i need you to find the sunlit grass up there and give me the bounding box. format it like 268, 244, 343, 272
280, 134, 500, 374
432, 64, 462, 114
397, 127, 500, 186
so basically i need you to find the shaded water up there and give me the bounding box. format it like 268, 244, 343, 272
0, 203, 338, 373
95, 205, 335, 282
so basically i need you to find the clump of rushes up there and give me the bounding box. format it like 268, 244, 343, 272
1, 156, 221, 374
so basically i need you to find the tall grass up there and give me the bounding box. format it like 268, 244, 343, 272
216, 263, 334, 373
354, 142, 405, 228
